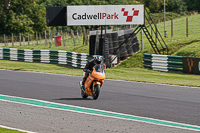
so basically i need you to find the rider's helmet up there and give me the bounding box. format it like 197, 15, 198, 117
94, 56, 101, 64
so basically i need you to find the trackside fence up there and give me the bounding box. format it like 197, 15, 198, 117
0, 48, 94, 68
143, 53, 183, 72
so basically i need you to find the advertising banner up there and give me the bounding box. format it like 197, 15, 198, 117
67, 5, 144, 26
183, 57, 200, 75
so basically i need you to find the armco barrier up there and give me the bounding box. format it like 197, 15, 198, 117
143, 53, 183, 72
0, 48, 94, 68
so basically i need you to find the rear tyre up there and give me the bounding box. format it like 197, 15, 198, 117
92, 84, 100, 100
81, 87, 88, 99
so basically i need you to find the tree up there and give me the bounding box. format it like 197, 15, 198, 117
167, 0, 187, 13
31, 1, 47, 32
0, 0, 47, 35
183, 0, 200, 12
139, 0, 163, 13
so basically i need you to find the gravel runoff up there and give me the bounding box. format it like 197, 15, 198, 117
0, 101, 197, 133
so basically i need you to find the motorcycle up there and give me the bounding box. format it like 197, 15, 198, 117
79, 64, 106, 100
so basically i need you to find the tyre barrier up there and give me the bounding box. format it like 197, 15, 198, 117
118, 35, 128, 60
132, 35, 140, 53
0, 48, 95, 69
107, 33, 114, 54
124, 33, 133, 56
143, 53, 183, 72
89, 29, 140, 61
144, 53, 200, 75
111, 32, 119, 55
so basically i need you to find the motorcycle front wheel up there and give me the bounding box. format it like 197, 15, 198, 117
81, 87, 88, 99
92, 84, 100, 100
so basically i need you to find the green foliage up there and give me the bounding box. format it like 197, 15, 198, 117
139, 0, 187, 13
183, 0, 200, 12
140, 0, 199, 13
167, 0, 187, 13
31, 2, 47, 32
0, 0, 47, 35
150, 12, 181, 22
139, 0, 164, 13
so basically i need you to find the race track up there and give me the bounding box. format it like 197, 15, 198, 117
0, 69, 200, 132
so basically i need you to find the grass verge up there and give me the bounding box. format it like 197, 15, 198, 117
0, 127, 24, 133
1, 60, 200, 87
173, 41, 200, 57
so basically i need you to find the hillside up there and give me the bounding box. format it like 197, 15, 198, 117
117, 13, 200, 68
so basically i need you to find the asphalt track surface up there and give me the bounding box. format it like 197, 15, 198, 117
0, 69, 200, 132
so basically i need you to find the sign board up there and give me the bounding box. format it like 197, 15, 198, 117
183, 57, 200, 75
111, 55, 118, 64
46, 6, 67, 26
67, 5, 144, 26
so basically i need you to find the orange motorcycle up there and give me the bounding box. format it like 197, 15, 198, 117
79, 64, 106, 100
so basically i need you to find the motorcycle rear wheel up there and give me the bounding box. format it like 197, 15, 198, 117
92, 84, 100, 100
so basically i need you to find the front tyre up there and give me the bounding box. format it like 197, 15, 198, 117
92, 84, 100, 100
81, 87, 88, 99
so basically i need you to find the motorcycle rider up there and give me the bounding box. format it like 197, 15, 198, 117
82, 56, 101, 86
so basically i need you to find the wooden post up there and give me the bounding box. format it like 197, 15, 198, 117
61, 30, 63, 46
28, 32, 30, 45
39, 33, 41, 44
186, 18, 188, 37
36, 32, 38, 45
61, 30, 66, 47
82, 27, 86, 45
53, 31, 57, 47
3, 36, 5, 45
77, 30, 79, 38
86, 29, 89, 45
6, 35, 8, 46
12, 33, 14, 46
77, 30, 80, 45
71, 29, 76, 46
64, 31, 66, 46
45, 30, 47, 46
19, 33, 21, 46
171, 19, 173, 37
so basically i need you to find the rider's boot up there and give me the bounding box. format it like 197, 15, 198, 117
82, 77, 86, 86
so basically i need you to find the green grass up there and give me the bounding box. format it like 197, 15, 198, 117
0, 60, 83, 76
0, 127, 24, 133
1, 60, 200, 87
5, 43, 89, 54
107, 68, 200, 87
173, 41, 200, 57
2, 35, 89, 54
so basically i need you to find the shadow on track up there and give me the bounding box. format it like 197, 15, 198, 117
54, 98, 92, 101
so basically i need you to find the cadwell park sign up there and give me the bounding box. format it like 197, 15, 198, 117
46, 5, 144, 26
67, 5, 144, 26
